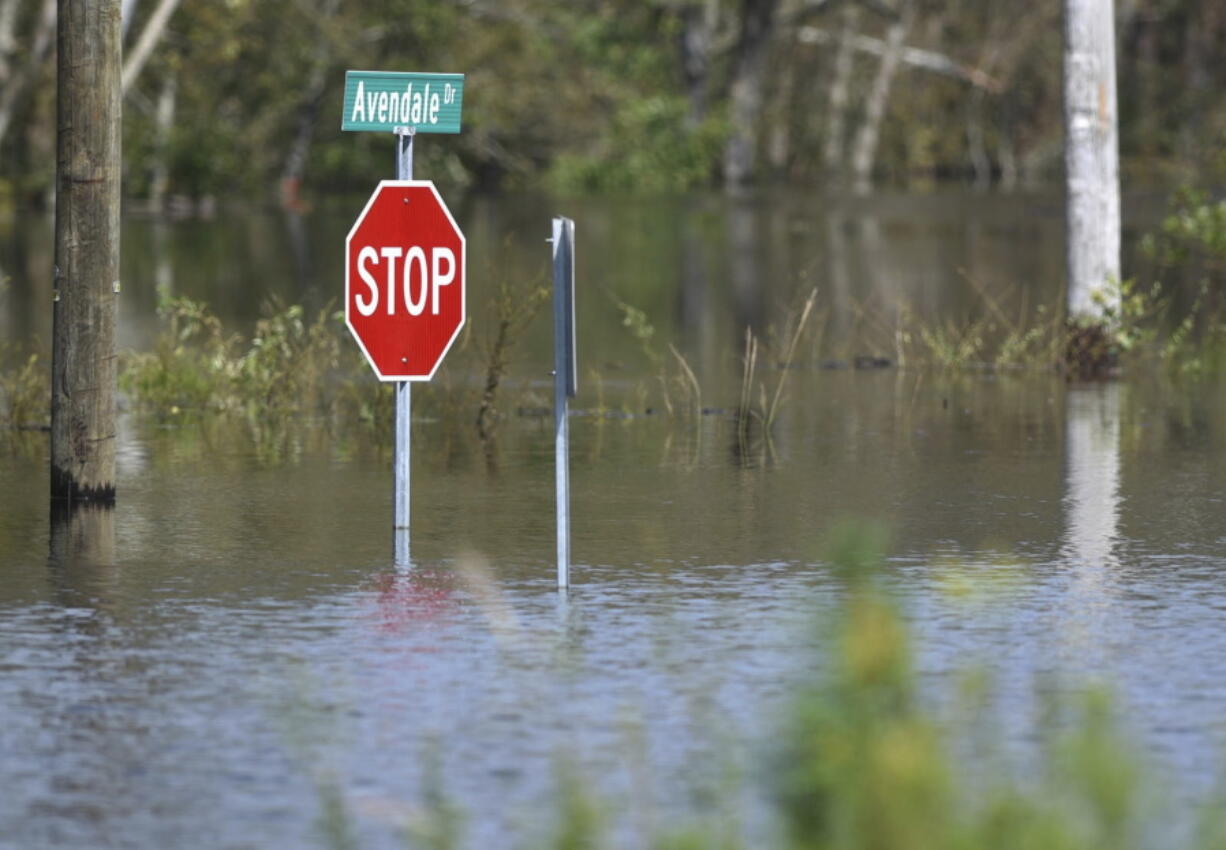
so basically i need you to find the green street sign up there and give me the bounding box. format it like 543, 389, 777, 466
342, 71, 464, 134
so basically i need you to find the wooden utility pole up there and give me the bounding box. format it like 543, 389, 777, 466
51, 0, 121, 507
1063, 0, 1121, 323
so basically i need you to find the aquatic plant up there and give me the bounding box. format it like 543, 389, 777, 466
119, 295, 241, 415
610, 295, 702, 421
883, 271, 1062, 373
0, 346, 48, 429
737, 287, 819, 445
548, 760, 608, 850
120, 295, 374, 422
315, 775, 362, 850
1143, 189, 1226, 274
0, 345, 48, 455
668, 342, 702, 422
475, 259, 549, 440
235, 298, 342, 416
404, 745, 464, 850
547, 95, 726, 194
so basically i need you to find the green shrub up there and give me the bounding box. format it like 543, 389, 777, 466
0, 348, 48, 428
119, 295, 240, 415
548, 96, 726, 193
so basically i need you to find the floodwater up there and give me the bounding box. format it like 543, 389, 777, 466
3, 189, 1226, 849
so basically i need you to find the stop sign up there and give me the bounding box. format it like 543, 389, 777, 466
345, 180, 466, 381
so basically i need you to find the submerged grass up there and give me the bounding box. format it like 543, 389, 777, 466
4, 189, 1226, 449
0, 344, 48, 428
0, 343, 49, 454
475, 253, 549, 440
119, 295, 348, 419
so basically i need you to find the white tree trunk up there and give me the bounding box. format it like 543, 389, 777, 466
149, 71, 175, 207
821, 4, 858, 174
849, 2, 914, 191
1063, 0, 1121, 322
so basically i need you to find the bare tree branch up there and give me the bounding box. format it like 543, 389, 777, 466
786, 0, 900, 25
797, 24, 1004, 92
850, 0, 913, 188
120, 0, 182, 95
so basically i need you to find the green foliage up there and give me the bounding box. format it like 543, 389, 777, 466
119, 295, 354, 420
6, 0, 1226, 199
476, 258, 549, 439
1084, 275, 1226, 377
0, 348, 48, 428
614, 298, 659, 364
315, 776, 362, 850
548, 97, 726, 193
775, 522, 1150, 850
891, 275, 1062, 372
916, 318, 991, 370
549, 762, 606, 850
1143, 189, 1226, 271
0, 346, 48, 456
119, 296, 240, 415
236, 300, 342, 415
403, 745, 464, 850
777, 523, 955, 850
897, 307, 1066, 374
739, 288, 820, 437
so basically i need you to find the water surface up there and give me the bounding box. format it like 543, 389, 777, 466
2, 190, 1223, 849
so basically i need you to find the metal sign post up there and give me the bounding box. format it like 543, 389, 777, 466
342, 71, 465, 570
551, 217, 577, 589
393, 128, 413, 568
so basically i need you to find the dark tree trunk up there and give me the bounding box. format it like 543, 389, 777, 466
51, 0, 121, 506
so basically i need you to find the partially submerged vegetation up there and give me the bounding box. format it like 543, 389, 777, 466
118, 296, 345, 420
0, 343, 49, 455
3, 190, 1224, 450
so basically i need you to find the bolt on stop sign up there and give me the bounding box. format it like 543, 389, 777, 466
345, 180, 466, 381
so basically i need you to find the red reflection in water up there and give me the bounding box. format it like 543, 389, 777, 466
366, 570, 459, 635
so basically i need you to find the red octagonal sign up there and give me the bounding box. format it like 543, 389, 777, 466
345, 180, 466, 381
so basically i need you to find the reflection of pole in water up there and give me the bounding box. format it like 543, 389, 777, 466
1064, 383, 1121, 567
727, 194, 764, 336
678, 196, 709, 356
153, 218, 174, 299
825, 202, 851, 342
50, 504, 115, 566
49, 504, 117, 609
